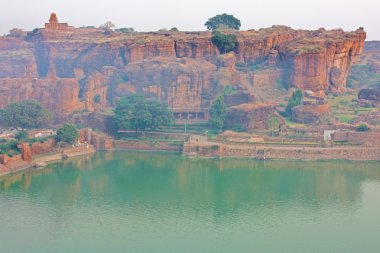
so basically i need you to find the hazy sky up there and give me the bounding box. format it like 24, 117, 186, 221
0, 0, 379, 40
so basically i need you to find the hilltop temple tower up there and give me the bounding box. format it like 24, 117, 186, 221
45, 13, 69, 30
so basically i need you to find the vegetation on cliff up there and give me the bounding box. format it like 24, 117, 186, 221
0, 139, 19, 156
285, 89, 303, 116
211, 31, 237, 54
0, 100, 52, 129
210, 96, 228, 131
113, 95, 174, 133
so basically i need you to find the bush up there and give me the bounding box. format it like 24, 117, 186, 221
356, 123, 370, 132
56, 124, 79, 144
211, 30, 237, 54
223, 86, 239, 95
115, 27, 135, 34
93, 94, 101, 104
0, 140, 19, 155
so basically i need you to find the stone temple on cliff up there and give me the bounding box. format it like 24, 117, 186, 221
44, 13, 69, 30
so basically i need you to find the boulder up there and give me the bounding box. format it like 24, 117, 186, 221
225, 103, 284, 131
291, 103, 332, 124
358, 89, 380, 103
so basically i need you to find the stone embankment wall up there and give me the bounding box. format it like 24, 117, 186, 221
183, 142, 380, 161
332, 131, 380, 147
114, 140, 182, 152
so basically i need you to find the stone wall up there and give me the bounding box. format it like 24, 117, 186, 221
332, 131, 380, 147
30, 139, 56, 155
114, 140, 182, 152
183, 142, 380, 161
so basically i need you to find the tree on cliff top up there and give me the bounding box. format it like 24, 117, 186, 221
56, 124, 79, 144
0, 100, 52, 129
100, 21, 115, 30
210, 96, 228, 132
113, 94, 174, 133
205, 14, 241, 31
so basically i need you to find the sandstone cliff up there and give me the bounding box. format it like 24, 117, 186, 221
0, 24, 366, 117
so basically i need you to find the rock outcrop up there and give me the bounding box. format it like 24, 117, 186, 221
358, 88, 380, 103
20, 143, 32, 162
283, 28, 366, 93
0, 16, 366, 118
291, 103, 332, 124
225, 103, 283, 131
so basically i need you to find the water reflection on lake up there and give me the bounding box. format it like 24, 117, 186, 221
1, 151, 380, 253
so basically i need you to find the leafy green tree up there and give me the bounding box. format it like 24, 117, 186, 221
56, 124, 79, 144
113, 97, 136, 131
285, 89, 303, 116
210, 96, 228, 131
211, 30, 237, 54
100, 21, 115, 30
15, 130, 28, 141
205, 13, 241, 31
130, 98, 152, 132
0, 100, 53, 129
113, 95, 174, 133
169, 27, 179, 32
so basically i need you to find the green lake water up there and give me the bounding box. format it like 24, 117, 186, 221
1, 151, 380, 253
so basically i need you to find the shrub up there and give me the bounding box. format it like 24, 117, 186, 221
115, 27, 135, 34
356, 123, 370, 132
223, 86, 239, 95
93, 94, 101, 104
211, 30, 237, 54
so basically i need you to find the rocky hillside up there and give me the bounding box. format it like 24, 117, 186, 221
347, 41, 380, 89
0, 25, 366, 117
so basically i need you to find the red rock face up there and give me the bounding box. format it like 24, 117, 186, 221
225, 103, 280, 130
124, 57, 217, 109
0, 26, 366, 118
20, 143, 32, 162
30, 139, 56, 155
283, 28, 366, 92
291, 103, 332, 124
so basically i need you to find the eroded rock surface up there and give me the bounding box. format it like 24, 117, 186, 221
0, 20, 366, 118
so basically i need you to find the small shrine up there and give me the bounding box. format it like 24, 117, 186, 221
45, 13, 69, 30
